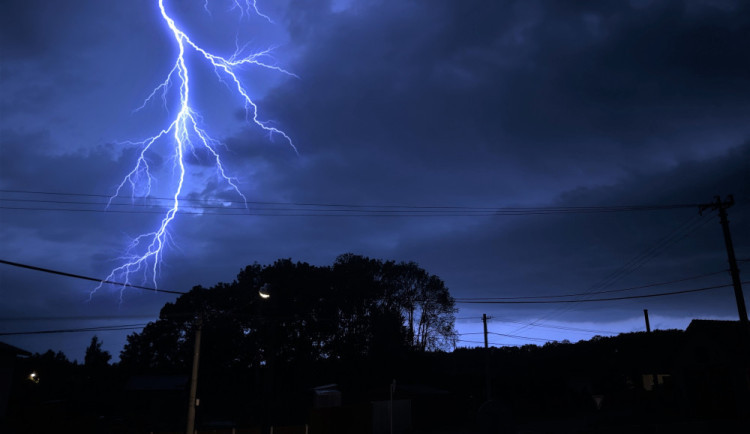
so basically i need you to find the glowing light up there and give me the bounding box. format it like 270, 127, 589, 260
95, 0, 295, 299
258, 283, 271, 299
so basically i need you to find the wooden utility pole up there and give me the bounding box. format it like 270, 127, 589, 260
482, 314, 491, 401
643, 309, 657, 389
186, 317, 203, 434
700, 195, 748, 325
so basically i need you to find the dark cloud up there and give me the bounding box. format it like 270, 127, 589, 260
1, 0, 748, 359
270, 0, 750, 175
399, 142, 749, 317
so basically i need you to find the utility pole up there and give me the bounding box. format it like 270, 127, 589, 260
700, 195, 748, 325
482, 314, 491, 401
186, 316, 203, 434
643, 309, 657, 389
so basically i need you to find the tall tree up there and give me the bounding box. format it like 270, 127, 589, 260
383, 261, 458, 350
413, 275, 458, 350
84, 336, 111, 368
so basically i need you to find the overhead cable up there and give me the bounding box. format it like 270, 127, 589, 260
456, 282, 745, 304
0, 259, 185, 295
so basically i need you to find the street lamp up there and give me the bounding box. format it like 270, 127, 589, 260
186, 285, 270, 434
259, 283, 271, 299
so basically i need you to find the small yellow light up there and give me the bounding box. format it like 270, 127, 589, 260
28, 372, 39, 384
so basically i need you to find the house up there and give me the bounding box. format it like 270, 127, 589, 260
123, 374, 188, 431
673, 319, 750, 419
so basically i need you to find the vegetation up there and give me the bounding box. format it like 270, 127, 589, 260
120, 254, 458, 374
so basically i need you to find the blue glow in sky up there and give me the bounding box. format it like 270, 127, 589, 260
1, 0, 748, 360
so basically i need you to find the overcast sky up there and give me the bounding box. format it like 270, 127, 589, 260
1, 0, 749, 361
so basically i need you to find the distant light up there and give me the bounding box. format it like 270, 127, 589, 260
28, 372, 39, 384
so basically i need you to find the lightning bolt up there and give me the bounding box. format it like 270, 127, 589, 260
93, 0, 295, 300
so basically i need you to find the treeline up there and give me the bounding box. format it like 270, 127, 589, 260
9, 254, 460, 430
5, 254, 701, 432
8, 328, 692, 432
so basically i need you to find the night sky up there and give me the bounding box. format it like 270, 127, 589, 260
1, 0, 748, 361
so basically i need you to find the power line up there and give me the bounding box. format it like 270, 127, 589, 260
456, 282, 744, 304
455, 270, 726, 301
0, 315, 158, 322
0, 206, 526, 217
570, 213, 712, 297
458, 328, 580, 342
509, 211, 716, 334
4, 196, 633, 213
488, 331, 549, 342
457, 339, 510, 347
4, 189, 518, 209
0, 189, 703, 217
457, 314, 618, 335
0, 259, 186, 295
601, 213, 717, 288
0, 199, 507, 215
0, 205, 704, 217
0, 323, 148, 336
491, 319, 617, 335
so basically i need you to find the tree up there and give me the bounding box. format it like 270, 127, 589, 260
119, 255, 458, 373
382, 260, 458, 350
413, 274, 458, 351
84, 336, 111, 368
120, 317, 191, 373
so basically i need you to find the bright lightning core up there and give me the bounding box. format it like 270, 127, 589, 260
95, 0, 295, 298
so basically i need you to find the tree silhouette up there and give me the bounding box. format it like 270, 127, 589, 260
84, 335, 111, 368
119, 254, 457, 374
